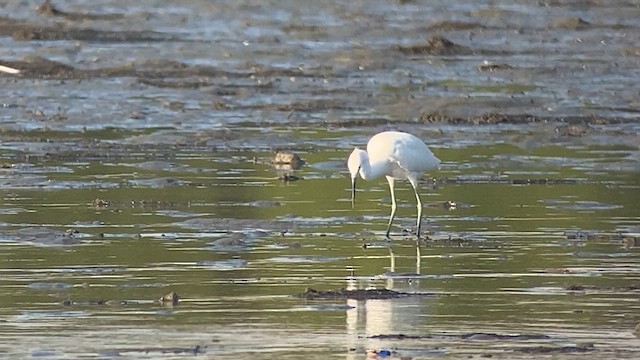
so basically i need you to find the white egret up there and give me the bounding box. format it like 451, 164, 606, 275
348, 131, 440, 238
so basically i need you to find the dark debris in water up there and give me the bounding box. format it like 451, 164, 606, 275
158, 291, 180, 306
62, 299, 139, 306
92, 198, 182, 209
476, 61, 515, 72
298, 287, 432, 300
441, 177, 589, 185
322, 112, 632, 128
279, 173, 302, 182
517, 343, 595, 354
426, 20, 486, 31
565, 284, 640, 292
421, 235, 474, 247
61, 291, 180, 307
556, 124, 590, 136
107, 345, 205, 356
369, 332, 551, 341
563, 230, 640, 247
366, 333, 597, 356
418, 112, 622, 126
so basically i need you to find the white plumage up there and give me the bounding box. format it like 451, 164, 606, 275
348, 131, 440, 238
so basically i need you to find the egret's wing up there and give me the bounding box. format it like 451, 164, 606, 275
388, 135, 440, 173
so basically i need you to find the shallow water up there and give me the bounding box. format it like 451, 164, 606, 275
1, 127, 638, 358
1, 0, 640, 359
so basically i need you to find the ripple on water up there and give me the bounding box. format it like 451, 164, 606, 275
126, 177, 184, 188
176, 218, 293, 232
26, 282, 73, 291
14, 310, 87, 321
543, 199, 623, 211
263, 255, 346, 263
197, 259, 248, 270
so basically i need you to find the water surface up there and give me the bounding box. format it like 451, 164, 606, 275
1, 0, 639, 358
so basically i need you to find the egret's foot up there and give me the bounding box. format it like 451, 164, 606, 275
401, 227, 423, 239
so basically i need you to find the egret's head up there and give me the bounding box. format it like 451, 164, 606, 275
347, 147, 366, 208
347, 147, 365, 179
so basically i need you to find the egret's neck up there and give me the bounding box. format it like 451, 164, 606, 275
358, 155, 389, 180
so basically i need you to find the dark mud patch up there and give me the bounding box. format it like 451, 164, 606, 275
0, 227, 82, 246
368, 333, 597, 355
369, 332, 551, 341
61, 299, 140, 306
36, 0, 125, 21
552, 17, 592, 30
420, 235, 476, 247
298, 287, 433, 300
0, 55, 304, 80
136, 78, 219, 90
419, 112, 621, 125
92, 198, 183, 210
476, 61, 515, 72
61, 291, 179, 307
4, 19, 171, 43
556, 124, 591, 136
440, 176, 591, 185
565, 284, 640, 292
426, 21, 487, 31
396, 36, 474, 56
517, 343, 595, 354
103, 345, 205, 357
563, 230, 638, 243
330, 112, 629, 128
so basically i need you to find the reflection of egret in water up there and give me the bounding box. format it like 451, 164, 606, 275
345, 244, 428, 358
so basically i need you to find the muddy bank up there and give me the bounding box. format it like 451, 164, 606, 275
0, 55, 303, 80
0, 227, 82, 246
298, 287, 433, 300
368, 333, 599, 356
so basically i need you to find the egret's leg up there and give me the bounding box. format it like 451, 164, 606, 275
416, 243, 421, 275
409, 177, 423, 238
387, 245, 396, 288
385, 176, 397, 239
389, 246, 396, 273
